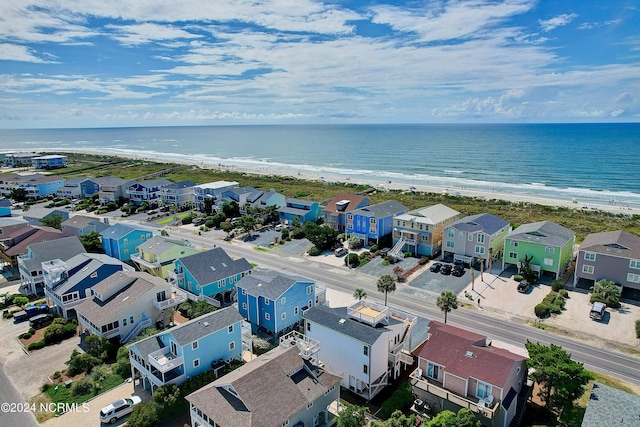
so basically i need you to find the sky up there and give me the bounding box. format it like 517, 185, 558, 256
1, 0, 639, 128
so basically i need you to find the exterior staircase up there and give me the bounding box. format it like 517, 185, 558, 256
388, 237, 406, 260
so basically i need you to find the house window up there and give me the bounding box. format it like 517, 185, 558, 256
477, 234, 485, 243
229, 342, 235, 351
477, 381, 492, 400
509, 252, 517, 259
123, 238, 128, 244
467, 233, 472, 241
363, 364, 368, 374
228, 325, 234, 333
582, 265, 594, 274
192, 341, 198, 350
307, 402, 313, 409
446, 241, 454, 249
193, 359, 200, 368
543, 258, 554, 266
447, 229, 454, 238
242, 289, 246, 295
170, 341, 178, 356
122, 318, 127, 327
584, 252, 596, 261
630, 259, 640, 269
130, 316, 134, 324
628, 273, 640, 283
511, 241, 519, 247
294, 307, 299, 316
281, 313, 286, 320
124, 249, 129, 255
363, 346, 368, 356
242, 303, 247, 310
308, 299, 312, 308
281, 297, 286, 305
265, 313, 270, 320
545, 247, 555, 254
306, 285, 313, 295
265, 299, 270, 305
427, 362, 439, 380
475, 245, 485, 254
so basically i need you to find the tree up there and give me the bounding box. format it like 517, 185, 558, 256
209, 212, 227, 228
12, 295, 29, 307
262, 204, 280, 223
424, 408, 482, 427
10, 188, 28, 202
436, 291, 458, 324
377, 274, 396, 306
203, 198, 215, 215
590, 279, 621, 308
336, 403, 367, 427
303, 222, 339, 251
393, 265, 404, 281
237, 215, 257, 236
371, 410, 416, 427
353, 288, 367, 301
84, 334, 112, 360
345, 253, 359, 268
40, 213, 63, 229
79, 231, 103, 252
220, 221, 234, 235
126, 401, 159, 427
525, 341, 594, 411
221, 201, 240, 218
520, 254, 537, 284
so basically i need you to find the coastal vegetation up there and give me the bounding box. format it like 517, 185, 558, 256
51, 153, 640, 242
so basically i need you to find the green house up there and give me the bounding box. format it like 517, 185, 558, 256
502, 221, 575, 280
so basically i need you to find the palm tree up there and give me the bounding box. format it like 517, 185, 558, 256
377, 274, 396, 306
353, 288, 367, 301
436, 291, 459, 324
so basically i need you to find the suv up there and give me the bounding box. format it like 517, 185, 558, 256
100, 396, 142, 424
29, 313, 53, 329
517, 280, 531, 293
334, 247, 348, 257
589, 302, 606, 321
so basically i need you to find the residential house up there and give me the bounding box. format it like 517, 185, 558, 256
581, 382, 640, 427
76, 271, 187, 343
192, 181, 238, 212
186, 344, 341, 427
502, 221, 575, 280
56, 177, 101, 199
410, 321, 528, 427
0, 217, 28, 236
0, 173, 66, 199
61, 215, 110, 237
245, 189, 285, 211
1, 225, 63, 269
574, 230, 640, 297
127, 307, 244, 393
18, 236, 86, 295
323, 193, 370, 232
216, 186, 256, 211
131, 235, 200, 279
32, 155, 68, 170
20, 204, 70, 226
95, 176, 129, 204
160, 180, 196, 208
100, 223, 154, 262
0, 199, 12, 217
279, 198, 321, 225
443, 213, 511, 267
2, 153, 38, 168
236, 269, 325, 337
392, 204, 461, 258
126, 178, 173, 205
43, 253, 134, 318
170, 247, 252, 307
346, 200, 408, 247
303, 301, 416, 400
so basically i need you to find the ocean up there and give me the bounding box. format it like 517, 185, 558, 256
1, 123, 639, 207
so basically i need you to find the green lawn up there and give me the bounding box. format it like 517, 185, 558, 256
44, 374, 125, 414
156, 212, 192, 225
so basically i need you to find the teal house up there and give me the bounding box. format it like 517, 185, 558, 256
502, 220, 575, 280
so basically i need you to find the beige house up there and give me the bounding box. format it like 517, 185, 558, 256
392, 204, 461, 258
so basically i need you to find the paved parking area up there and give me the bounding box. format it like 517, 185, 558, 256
357, 256, 420, 278
409, 261, 473, 296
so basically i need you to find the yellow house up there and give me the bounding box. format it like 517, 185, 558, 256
131, 236, 200, 279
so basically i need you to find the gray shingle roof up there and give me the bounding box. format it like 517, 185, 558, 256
350, 200, 407, 218
100, 223, 143, 240
129, 178, 172, 189
23, 236, 86, 272
580, 230, 640, 259
581, 382, 640, 427
136, 235, 177, 255
303, 305, 389, 345
186, 346, 341, 427
285, 198, 316, 207
236, 269, 311, 300
179, 248, 251, 286
450, 213, 509, 235
507, 220, 575, 247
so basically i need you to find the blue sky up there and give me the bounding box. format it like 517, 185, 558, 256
1, 0, 639, 128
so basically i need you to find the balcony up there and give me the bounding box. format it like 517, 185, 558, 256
148, 348, 185, 373
347, 300, 389, 327
131, 358, 185, 388
409, 368, 499, 419
79, 316, 120, 339
153, 287, 188, 310
280, 331, 320, 360
130, 254, 160, 269
167, 269, 184, 284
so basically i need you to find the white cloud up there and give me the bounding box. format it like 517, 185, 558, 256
104, 23, 203, 46
539, 13, 578, 32
0, 43, 52, 63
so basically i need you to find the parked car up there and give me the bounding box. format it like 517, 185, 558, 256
517, 280, 531, 293
334, 247, 348, 257
440, 264, 452, 275
380, 248, 390, 257
274, 224, 286, 231
589, 302, 606, 321
452, 265, 465, 277
29, 313, 53, 329
429, 262, 442, 273
100, 396, 142, 424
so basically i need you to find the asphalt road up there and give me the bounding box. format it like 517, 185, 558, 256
0, 363, 39, 427
129, 221, 640, 386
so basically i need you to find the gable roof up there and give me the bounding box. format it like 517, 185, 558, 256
128, 178, 172, 189
4, 227, 64, 257
23, 236, 86, 271
136, 235, 180, 255
580, 230, 640, 259
179, 248, 252, 285
93, 176, 128, 186
581, 382, 640, 427
164, 180, 196, 190
303, 305, 390, 345
186, 345, 341, 427
507, 220, 575, 247
416, 321, 525, 388
323, 193, 369, 214
449, 213, 509, 235
100, 223, 147, 240
236, 269, 312, 300
53, 253, 132, 295
350, 200, 407, 218
61, 215, 109, 231
395, 204, 460, 225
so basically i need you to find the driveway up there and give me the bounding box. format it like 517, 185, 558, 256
409, 261, 473, 297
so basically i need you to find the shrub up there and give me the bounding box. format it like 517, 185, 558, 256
290, 227, 305, 239
559, 289, 569, 299
52, 317, 68, 325
346, 253, 359, 268
418, 256, 429, 265
44, 324, 64, 344
28, 340, 46, 351
369, 244, 379, 253
113, 358, 131, 378
378, 381, 414, 419
28, 327, 35, 335
251, 335, 273, 356
13, 295, 29, 307
535, 303, 550, 318
70, 377, 95, 396
19, 332, 32, 339
90, 364, 112, 382
154, 383, 181, 408
636, 320, 640, 339
551, 280, 564, 292
381, 259, 390, 266
278, 239, 285, 245
358, 251, 370, 260
513, 275, 523, 282
66, 350, 101, 376
307, 247, 322, 256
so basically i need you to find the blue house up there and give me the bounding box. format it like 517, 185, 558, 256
127, 307, 244, 393
0, 199, 12, 217
236, 269, 325, 337
32, 155, 68, 170
279, 198, 321, 225
171, 247, 252, 307
100, 223, 153, 261
126, 178, 172, 205
346, 200, 408, 246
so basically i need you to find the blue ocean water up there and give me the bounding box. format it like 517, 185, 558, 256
1, 123, 639, 207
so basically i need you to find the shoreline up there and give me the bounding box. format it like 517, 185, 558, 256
16, 148, 640, 216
